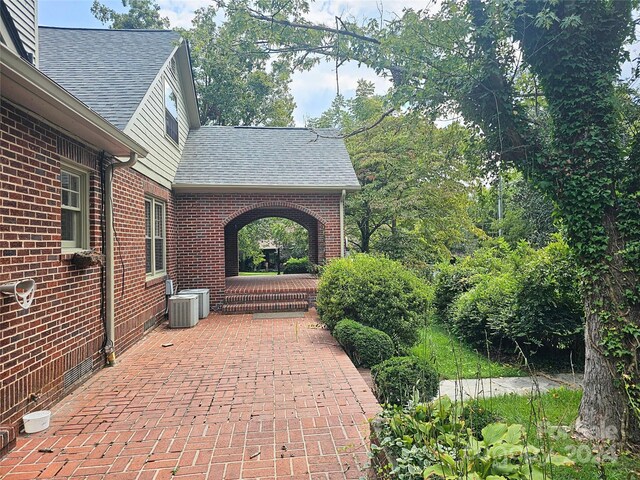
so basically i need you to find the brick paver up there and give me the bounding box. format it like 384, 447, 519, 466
0, 310, 379, 479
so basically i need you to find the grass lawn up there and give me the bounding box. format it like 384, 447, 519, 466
477, 389, 639, 479
411, 324, 523, 379
238, 271, 278, 276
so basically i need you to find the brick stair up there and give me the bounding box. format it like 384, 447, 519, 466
0, 424, 16, 457
222, 292, 310, 314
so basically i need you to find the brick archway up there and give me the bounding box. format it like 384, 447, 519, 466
176, 192, 343, 309
224, 205, 325, 277
223, 201, 327, 227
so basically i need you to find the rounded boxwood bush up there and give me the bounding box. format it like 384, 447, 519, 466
316, 254, 431, 348
371, 356, 439, 406
352, 326, 394, 368
333, 319, 362, 356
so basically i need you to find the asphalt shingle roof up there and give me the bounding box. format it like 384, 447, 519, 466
38, 27, 181, 130
175, 126, 360, 190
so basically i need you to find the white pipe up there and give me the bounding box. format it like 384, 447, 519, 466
105, 152, 137, 365
340, 189, 346, 257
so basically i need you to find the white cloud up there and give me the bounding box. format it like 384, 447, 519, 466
158, 0, 210, 28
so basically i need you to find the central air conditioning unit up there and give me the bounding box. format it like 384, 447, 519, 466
177, 289, 210, 319
168, 294, 198, 328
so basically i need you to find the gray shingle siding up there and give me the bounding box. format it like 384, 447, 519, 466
175, 126, 360, 190
38, 27, 181, 130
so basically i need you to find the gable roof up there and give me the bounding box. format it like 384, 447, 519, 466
38, 27, 182, 130
1, 42, 147, 158
174, 126, 360, 192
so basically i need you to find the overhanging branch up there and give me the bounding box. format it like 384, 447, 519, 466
246, 9, 381, 45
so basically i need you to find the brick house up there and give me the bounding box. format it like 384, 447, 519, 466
0, 0, 358, 455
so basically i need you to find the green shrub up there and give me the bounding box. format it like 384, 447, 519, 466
509, 240, 584, 353
353, 326, 394, 368
283, 256, 313, 274
372, 356, 439, 406
316, 254, 431, 348
333, 319, 362, 356
441, 238, 584, 356
450, 272, 518, 350
433, 239, 515, 322
333, 320, 394, 368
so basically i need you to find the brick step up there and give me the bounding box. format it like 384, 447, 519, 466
222, 300, 309, 314
224, 292, 308, 304
0, 424, 16, 456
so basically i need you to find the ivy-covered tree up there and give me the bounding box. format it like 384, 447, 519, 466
91, 0, 169, 29
221, 0, 640, 444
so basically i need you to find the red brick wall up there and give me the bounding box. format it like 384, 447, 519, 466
0, 100, 175, 434
176, 194, 342, 308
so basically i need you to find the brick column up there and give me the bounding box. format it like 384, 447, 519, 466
225, 225, 239, 277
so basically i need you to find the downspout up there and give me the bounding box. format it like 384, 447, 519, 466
104, 152, 138, 366
340, 189, 346, 257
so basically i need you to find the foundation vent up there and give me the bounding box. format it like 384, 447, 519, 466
144, 316, 158, 332
64, 358, 93, 389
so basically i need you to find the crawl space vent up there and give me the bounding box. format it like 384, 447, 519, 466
64, 358, 93, 389
143, 316, 157, 332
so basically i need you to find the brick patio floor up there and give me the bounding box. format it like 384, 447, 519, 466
0, 310, 380, 480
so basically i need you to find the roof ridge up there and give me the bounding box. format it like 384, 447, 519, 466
38, 26, 176, 33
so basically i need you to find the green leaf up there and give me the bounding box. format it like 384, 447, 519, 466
481, 423, 509, 445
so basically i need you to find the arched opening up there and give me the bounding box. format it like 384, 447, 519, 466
238, 218, 309, 274
224, 206, 325, 277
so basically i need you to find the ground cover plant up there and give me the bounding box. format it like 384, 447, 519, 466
372, 390, 638, 480
411, 324, 523, 379
371, 394, 574, 480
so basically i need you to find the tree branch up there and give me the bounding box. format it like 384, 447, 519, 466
309, 108, 396, 140
246, 9, 381, 45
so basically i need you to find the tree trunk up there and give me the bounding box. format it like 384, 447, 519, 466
576, 303, 639, 442
576, 213, 640, 444
359, 221, 370, 253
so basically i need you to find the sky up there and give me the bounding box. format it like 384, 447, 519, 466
38, 0, 430, 125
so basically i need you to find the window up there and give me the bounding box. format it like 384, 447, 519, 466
60, 167, 88, 250
145, 197, 166, 276
164, 80, 179, 144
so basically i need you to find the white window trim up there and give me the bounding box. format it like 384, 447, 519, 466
145, 196, 166, 279
60, 162, 89, 252
163, 77, 179, 146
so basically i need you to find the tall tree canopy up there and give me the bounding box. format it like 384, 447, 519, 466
91, 0, 295, 126
91, 0, 169, 29
220, 0, 640, 444
184, 6, 295, 126
310, 81, 479, 270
